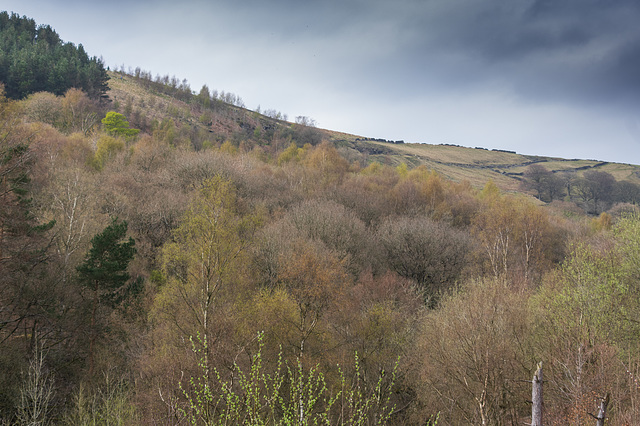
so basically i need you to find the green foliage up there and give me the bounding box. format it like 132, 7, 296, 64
395, 162, 409, 178
534, 243, 622, 346
278, 142, 305, 165
253, 126, 262, 140
614, 213, 640, 281
77, 217, 136, 376
63, 375, 138, 425
0, 12, 109, 99
529, 227, 640, 423
199, 112, 213, 126
152, 117, 177, 145
219, 140, 238, 155
611, 213, 640, 351
91, 135, 124, 170
478, 179, 501, 201
152, 175, 261, 373
360, 161, 383, 175
179, 332, 397, 425
77, 218, 136, 305
101, 111, 140, 139
13, 60, 640, 423
196, 85, 212, 108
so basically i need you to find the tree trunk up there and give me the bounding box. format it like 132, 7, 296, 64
596, 393, 609, 426
532, 362, 543, 426
89, 283, 98, 377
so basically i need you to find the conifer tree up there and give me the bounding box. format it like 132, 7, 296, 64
76, 218, 136, 376
0, 12, 109, 99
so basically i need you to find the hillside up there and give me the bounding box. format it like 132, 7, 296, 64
340, 139, 640, 191
0, 11, 109, 99
5, 15, 640, 424
107, 69, 640, 194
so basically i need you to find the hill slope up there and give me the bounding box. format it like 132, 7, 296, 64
107, 70, 640, 193
8, 14, 640, 425
335, 139, 640, 192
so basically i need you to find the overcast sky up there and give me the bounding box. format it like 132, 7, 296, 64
5, 0, 640, 164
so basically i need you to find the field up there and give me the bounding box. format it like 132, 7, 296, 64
330, 138, 640, 191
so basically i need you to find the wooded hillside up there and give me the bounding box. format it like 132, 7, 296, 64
2, 14, 640, 425
0, 12, 108, 100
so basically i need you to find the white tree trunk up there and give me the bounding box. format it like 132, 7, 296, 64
596, 393, 609, 426
532, 362, 543, 426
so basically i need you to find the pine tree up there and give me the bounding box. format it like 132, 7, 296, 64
0, 11, 109, 99
76, 218, 136, 376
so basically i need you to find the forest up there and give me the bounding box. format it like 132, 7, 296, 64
3, 12, 640, 426
0, 12, 109, 100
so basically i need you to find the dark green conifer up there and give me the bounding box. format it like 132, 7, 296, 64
77, 218, 136, 375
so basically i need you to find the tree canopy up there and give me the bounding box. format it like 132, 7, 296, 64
0, 11, 109, 99
101, 111, 140, 138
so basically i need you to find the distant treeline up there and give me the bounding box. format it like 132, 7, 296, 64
440, 143, 517, 154
521, 163, 640, 214
474, 146, 517, 154
0, 11, 109, 99
355, 137, 405, 144
116, 66, 247, 109
118, 67, 304, 126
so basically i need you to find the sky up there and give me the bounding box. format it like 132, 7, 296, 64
4, 0, 640, 164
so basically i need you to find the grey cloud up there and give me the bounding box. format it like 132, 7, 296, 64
360, 0, 640, 108
604, 39, 640, 100
423, 0, 638, 57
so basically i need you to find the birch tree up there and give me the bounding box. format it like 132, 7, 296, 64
155, 176, 259, 363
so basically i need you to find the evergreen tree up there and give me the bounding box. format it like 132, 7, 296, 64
0, 11, 109, 99
76, 218, 136, 376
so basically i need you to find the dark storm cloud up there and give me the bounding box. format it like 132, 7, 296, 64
386, 0, 640, 106
605, 39, 640, 99
202, 0, 640, 108
418, 0, 637, 57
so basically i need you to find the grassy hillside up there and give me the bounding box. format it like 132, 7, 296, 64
106, 70, 296, 151
331, 138, 640, 192
107, 71, 640, 194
